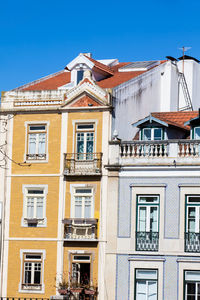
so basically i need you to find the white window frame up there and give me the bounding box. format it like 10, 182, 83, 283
184, 270, 200, 300
19, 249, 46, 294
135, 269, 158, 300
137, 195, 159, 233
71, 187, 94, 219
72, 120, 98, 154
141, 128, 163, 141
186, 195, 200, 233
24, 121, 49, 163
22, 185, 48, 227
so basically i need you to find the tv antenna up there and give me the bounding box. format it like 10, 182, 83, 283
178, 46, 191, 73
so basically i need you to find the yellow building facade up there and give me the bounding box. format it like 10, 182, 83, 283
0, 67, 112, 298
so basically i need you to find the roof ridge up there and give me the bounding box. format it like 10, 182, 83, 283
12, 69, 66, 91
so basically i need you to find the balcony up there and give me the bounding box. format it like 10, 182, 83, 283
185, 232, 200, 252
64, 153, 102, 176
136, 232, 159, 251
63, 218, 98, 241
109, 140, 200, 166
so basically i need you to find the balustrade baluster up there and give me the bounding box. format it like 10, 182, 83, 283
195, 142, 199, 157
136, 144, 140, 157
141, 144, 144, 157
154, 144, 158, 157
186, 143, 189, 156
127, 144, 131, 157
190, 143, 194, 156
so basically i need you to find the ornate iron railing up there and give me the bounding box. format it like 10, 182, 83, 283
64, 153, 102, 176
26, 153, 46, 160
63, 218, 98, 241
136, 231, 159, 251
185, 232, 200, 252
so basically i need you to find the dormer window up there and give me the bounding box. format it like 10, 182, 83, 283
77, 70, 84, 84
193, 127, 200, 140
141, 128, 163, 141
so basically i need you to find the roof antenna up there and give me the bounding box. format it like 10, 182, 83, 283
178, 46, 191, 74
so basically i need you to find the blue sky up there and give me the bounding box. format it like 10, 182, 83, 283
0, 0, 200, 91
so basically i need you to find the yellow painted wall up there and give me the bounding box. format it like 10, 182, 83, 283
12, 113, 61, 174
67, 112, 103, 153
9, 177, 59, 238
7, 241, 57, 298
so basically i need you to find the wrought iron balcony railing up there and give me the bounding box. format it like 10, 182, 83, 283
26, 153, 46, 160
64, 153, 102, 176
136, 231, 159, 251
185, 232, 200, 252
63, 218, 98, 241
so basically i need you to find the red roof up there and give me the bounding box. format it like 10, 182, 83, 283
13, 57, 166, 91
152, 111, 198, 130
22, 71, 70, 91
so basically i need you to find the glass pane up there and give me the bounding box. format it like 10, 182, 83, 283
29, 125, 45, 131
34, 263, 41, 284
136, 281, 146, 300
76, 189, 92, 194
188, 196, 200, 203
154, 128, 162, 140
195, 127, 200, 139
186, 271, 200, 281
36, 198, 43, 219
143, 129, 151, 141
150, 207, 158, 232
139, 196, 158, 203
77, 70, 84, 84
75, 197, 82, 218
77, 124, 94, 130
24, 262, 32, 284
136, 270, 157, 280
138, 207, 146, 231
38, 133, 46, 154
77, 133, 84, 159
148, 281, 157, 300
27, 197, 34, 218
86, 133, 94, 158
188, 207, 196, 232
84, 197, 92, 218
28, 134, 36, 154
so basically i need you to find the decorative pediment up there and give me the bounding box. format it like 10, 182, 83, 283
61, 72, 109, 107
66, 53, 94, 71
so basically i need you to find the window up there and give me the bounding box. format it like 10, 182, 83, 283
135, 269, 158, 300
184, 270, 200, 300
136, 195, 159, 251
76, 123, 94, 160
72, 188, 93, 218
141, 128, 163, 141
22, 253, 42, 290
77, 70, 84, 84
23, 186, 47, 227
185, 195, 200, 252
192, 127, 200, 140
27, 124, 47, 160
71, 254, 91, 285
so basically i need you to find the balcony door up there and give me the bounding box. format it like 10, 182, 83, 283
186, 196, 200, 233
136, 195, 159, 251
76, 123, 94, 160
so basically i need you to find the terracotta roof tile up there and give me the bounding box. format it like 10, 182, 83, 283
85, 55, 114, 75
152, 111, 198, 130
21, 71, 70, 91
97, 71, 145, 88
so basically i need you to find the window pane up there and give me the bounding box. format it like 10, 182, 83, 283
148, 281, 157, 300
84, 197, 92, 218
27, 197, 34, 218
143, 129, 151, 141
76, 189, 92, 194
86, 133, 94, 154
75, 197, 82, 218
77, 124, 94, 130
139, 196, 159, 203
34, 263, 41, 284
24, 262, 32, 284
188, 196, 200, 203
77, 70, 84, 84
38, 133, 46, 154
154, 128, 162, 140
28, 134, 36, 154
136, 281, 146, 300
77, 133, 84, 155
186, 271, 200, 281
188, 207, 196, 232
138, 207, 146, 231
36, 198, 43, 219
136, 270, 157, 280
29, 125, 45, 131
195, 127, 200, 139
28, 190, 43, 194
150, 207, 158, 232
